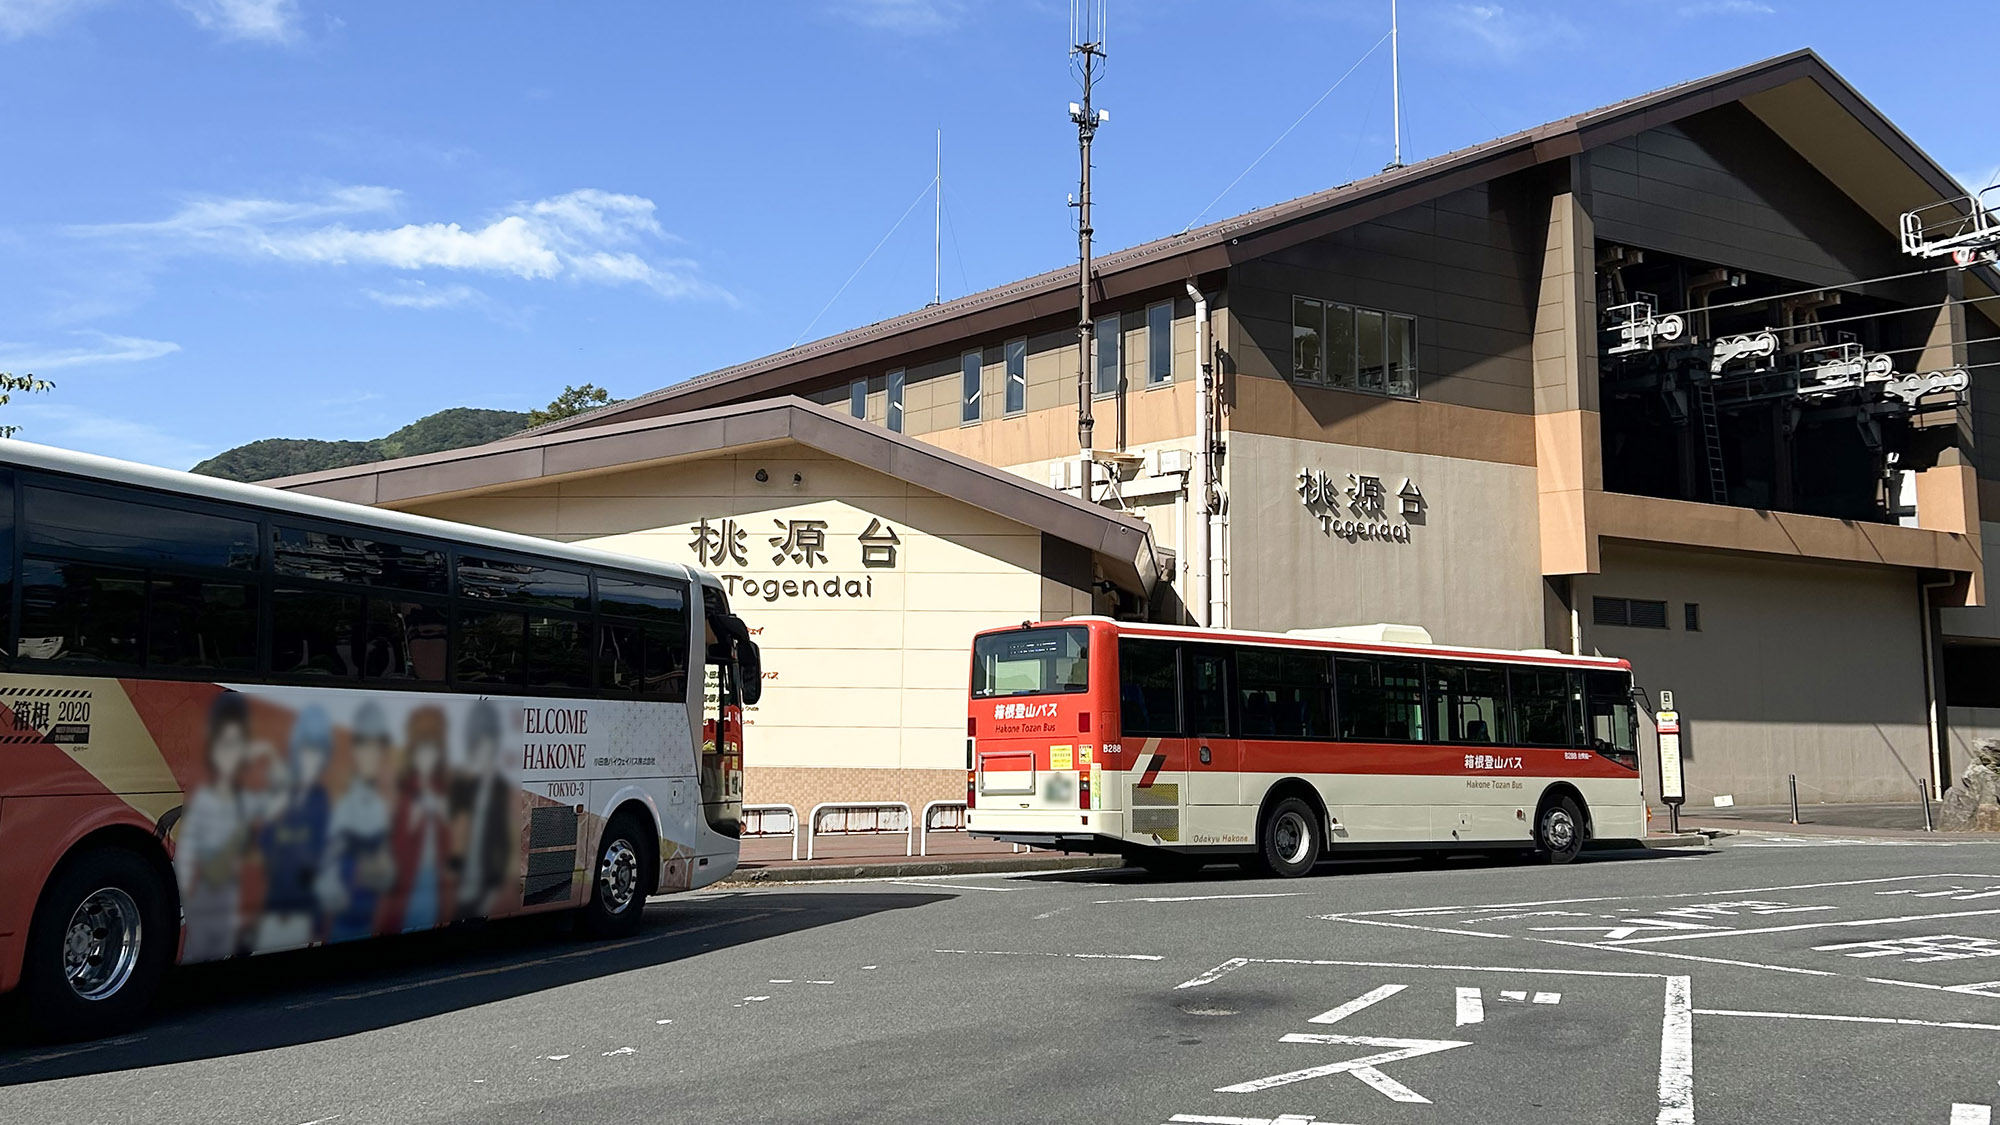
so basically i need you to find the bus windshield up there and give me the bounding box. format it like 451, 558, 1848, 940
972, 626, 1089, 698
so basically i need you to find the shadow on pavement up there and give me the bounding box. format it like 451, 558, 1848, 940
1024, 844, 1708, 886
0, 890, 945, 1085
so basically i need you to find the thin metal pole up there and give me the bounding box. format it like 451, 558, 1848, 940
933, 129, 942, 307
1789, 774, 1799, 825
1388, 0, 1402, 169
1920, 778, 1935, 832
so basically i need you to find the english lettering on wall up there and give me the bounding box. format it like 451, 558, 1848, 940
1297, 466, 1426, 543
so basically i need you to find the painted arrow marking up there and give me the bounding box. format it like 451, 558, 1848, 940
1216, 1034, 1472, 1103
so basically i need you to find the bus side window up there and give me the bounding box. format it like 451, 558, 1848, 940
1508, 668, 1582, 747
1336, 657, 1424, 742
1186, 646, 1230, 737
1117, 638, 1180, 736
1428, 664, 1505, 743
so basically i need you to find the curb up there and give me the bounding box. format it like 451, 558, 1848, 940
1641, 833, 1711, 849
722, 853, 1114, 884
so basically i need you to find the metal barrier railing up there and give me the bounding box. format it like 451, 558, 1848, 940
806, 801, 913, 861
919, 800, 967, 856
742, 803, 800, 862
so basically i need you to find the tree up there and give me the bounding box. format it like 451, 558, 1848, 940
0, 372, 53, 439
526, 383, 619, 428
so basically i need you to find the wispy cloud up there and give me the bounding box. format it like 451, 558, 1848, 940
1439, 4, 1580, 61
5, 402, 218, 468
1, 0, 302, 41
1676, 0, 1774, 14
75, 186, 725, 301
0, 332, 181, 372
363, 280, 484, 310
828, 0, 964, 33
173, 0, 301, 42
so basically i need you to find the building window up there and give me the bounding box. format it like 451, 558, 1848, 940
1684, 602, 1701, 632
1147, 302, 1174, 386
848, 378, 866, 419
1291, 295, 1413, 397
886, 368, 904, 433
961, 350, 982, 425
1004, 338, 1026, 416
1292, 297, 1323, 384
1093, 314, 1121, 397
1592, 596, 1668, 629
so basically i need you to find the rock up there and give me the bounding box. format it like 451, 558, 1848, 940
1939, 741, 2000, 832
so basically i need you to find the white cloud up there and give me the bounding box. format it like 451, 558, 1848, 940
0, 0, 99, 38
1441, 4, 1580, 61
0, 332, 181, 372
172, 0, 300, 43
363, 281, 484, 310
75, 186, 723, 301
1676, 0, 1774, 14
829, 0, 964, 33
4, 402, 218, 468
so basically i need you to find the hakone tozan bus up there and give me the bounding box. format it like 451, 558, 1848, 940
965, 617, 1644, 877
0, 440, 760, 1038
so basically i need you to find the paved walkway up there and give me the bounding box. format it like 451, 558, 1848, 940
1669, 799, 2000, 840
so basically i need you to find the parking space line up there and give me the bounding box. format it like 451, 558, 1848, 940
1658, 976, 1694, 1125
1694, 1008, 2000, 1032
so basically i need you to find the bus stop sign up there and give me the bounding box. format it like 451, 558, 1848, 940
1656, 709, 1685, 806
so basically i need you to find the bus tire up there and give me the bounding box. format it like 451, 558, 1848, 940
1255, 796, 1322, 879
580, 812, 653, 939
1534, 794, 1585, 865
20, 847, 172, 1041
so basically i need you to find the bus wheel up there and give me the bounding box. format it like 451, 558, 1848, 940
581, 812, 653, 939
1535, 795, 1585, 865
1256, 797, 1322, 879
21, 848, 171, 1041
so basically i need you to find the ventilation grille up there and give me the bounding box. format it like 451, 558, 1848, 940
1593, 596, 1668, 629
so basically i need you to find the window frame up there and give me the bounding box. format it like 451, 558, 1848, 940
960, 348, 983, 426
1146, 301, 1174, 387
1289, 294, 1417, 400
848, 377, 867, 420
1093, 313, 1122, 399
1003, 337, 1027, 417
886, 368, 905, 433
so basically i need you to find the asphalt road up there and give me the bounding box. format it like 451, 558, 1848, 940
7, 834, 2000, 1125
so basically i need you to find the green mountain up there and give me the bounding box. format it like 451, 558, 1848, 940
191, 407, 531, 482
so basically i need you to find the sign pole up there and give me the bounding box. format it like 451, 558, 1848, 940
1655, 689, 1684, 836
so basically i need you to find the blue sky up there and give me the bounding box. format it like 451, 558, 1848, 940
2, 0, 1994, 469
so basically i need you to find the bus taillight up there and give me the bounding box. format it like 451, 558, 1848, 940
966, 769, 977, 809
1078, 770, 1090, 810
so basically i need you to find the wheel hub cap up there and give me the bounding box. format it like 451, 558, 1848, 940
1546, 811, 1576, 851
63, 887, 142, 1001
1274, 812, 1310, 865
599, 839, 640, 914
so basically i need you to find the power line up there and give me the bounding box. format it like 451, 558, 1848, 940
1180, 31, 1392, 235
791, 176, 936, 348
1693, 262, 1962, 316
1767, 291, 2000, 335
1875, 333, 2000, 359
939, 180, 971, 297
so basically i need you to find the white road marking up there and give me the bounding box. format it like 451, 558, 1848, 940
1218, 1033, 1472, 1101
1534, 918, 1730, 940
1328, 874, 2000, 922
1247, 957, 1664, 979
1695, 1009, 2000, 1032
1865, 978, 2000, 999
1530, 936, 1842, 977
1337, 916, 1511, 940
294, 1118, 343, 1125
544, 1054, 570, 1061
1499, 990, 1527, 1001
1605, 908, 2000, 946
1176, 957, 1254, 989
934, 949, 1163, 960
770, 979, 795, 983
1952, 1105, 1993, 1125
1816, 935, 2000, 964
1737, 836, 1959, 847
601, 1047, 635, 1056
1455, 987, 1483, 1026
1096, 892, 1309, 904
655, 1019, 673, 1025
1533, 991, 1561, 1004
1307, 984, 1407, 1024
1166, 1115, 1358, 1125
808, 980, 835, 985
1657, 976, 1694, 1125
891, 881, 1017, 892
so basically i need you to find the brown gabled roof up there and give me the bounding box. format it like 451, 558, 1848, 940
268, 396, 1164, 595
538, 48, 1983, 433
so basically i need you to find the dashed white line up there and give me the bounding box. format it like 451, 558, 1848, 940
1176, 957, 1253, 989
1455, 987, 1484, 1026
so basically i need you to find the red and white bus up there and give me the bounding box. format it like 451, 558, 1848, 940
966, 618, 1644, 876
0, 440, 759, 1038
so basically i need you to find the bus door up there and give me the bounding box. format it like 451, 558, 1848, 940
1182, 644, 1242, 842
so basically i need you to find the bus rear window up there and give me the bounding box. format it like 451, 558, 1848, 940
972, 627, 1088, 698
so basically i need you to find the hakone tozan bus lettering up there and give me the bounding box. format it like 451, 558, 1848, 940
965, 618, 1643, 878
0, 440, 761, 1039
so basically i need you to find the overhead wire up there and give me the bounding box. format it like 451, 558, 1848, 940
1687, 262, 1963, 316
791, 176, 937, 348
1180, 31, 1392, 235
1765, 291, 2000, 335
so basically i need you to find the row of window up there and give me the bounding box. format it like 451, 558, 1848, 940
1291, 296, 1419, 399
0, 469, 693, 698
1118, 638, 1638, 755
1593, 596, 1702, 632
848, 304, 1181, 432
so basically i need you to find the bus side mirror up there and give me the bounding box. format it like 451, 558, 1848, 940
716, 612, 762, 706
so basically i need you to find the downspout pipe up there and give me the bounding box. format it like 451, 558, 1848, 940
1188, 281, 1217, 627
1920, 573, 1957, 797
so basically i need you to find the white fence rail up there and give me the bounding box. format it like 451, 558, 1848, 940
806, 801, 913, 860
741, 803, 800, 862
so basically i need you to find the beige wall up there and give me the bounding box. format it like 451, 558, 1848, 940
1223, 430, 1545, 650
1577, 542, 1932, 805
402, 443, 1064, 793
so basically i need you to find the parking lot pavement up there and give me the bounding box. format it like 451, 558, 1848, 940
7, 836, 2000, 1125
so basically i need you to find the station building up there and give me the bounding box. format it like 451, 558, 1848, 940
277, 50, 2000, 814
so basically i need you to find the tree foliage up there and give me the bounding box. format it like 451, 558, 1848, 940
190, 407, 530, 482
526, 383, 619, 428
0, 372, 55, 440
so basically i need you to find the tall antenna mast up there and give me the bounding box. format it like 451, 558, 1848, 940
1069, 0, 1108, 499
1387, 0, 1404, 170
933, 128, 942, 307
